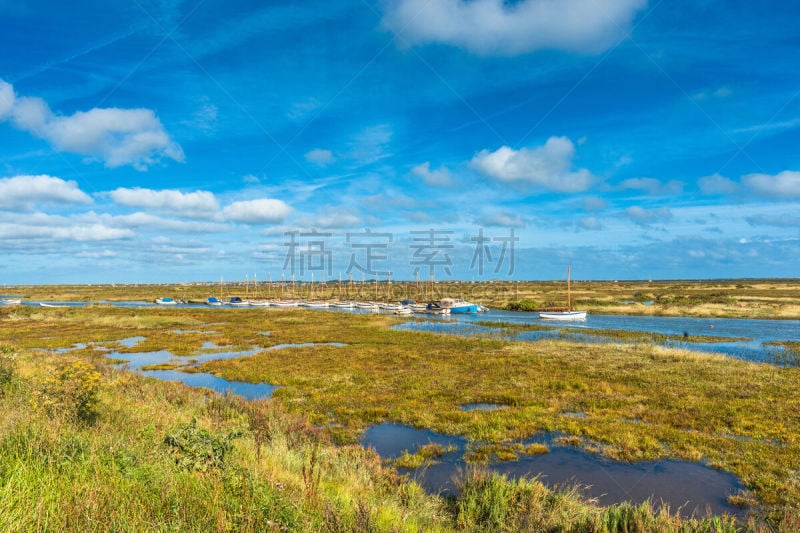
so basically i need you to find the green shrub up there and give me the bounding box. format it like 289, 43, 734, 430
35, 358, 102, 422
163, 419, 241, 472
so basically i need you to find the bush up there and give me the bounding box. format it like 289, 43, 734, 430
35, 358, 102, 423
164, 419, 241, 472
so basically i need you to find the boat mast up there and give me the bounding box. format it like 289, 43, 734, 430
567, 265, 571, 311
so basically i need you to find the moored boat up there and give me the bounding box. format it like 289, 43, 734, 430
301, 301, 330, 309
538, 266, 587, 321
271, 300, 298, 308
155, 297, 178, 305
227, 296, 250, 307
206, 296, 224, 306
539, 310, 587, 320
1, 298, 21, 305
439, 298, 479, 313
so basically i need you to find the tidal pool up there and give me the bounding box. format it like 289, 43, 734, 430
395, 310, 800, 365
362, 423, 745, 518
112, 342, 347, 400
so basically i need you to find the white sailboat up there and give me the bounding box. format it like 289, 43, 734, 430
539, 266, 587, 321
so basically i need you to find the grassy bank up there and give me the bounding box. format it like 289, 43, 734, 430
0, 344, 766, 531
2, 304, 800, 529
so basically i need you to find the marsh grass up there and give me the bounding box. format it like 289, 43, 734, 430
394, 443, 457, 469
0, 347, 451, 532
2, 304, 799, 528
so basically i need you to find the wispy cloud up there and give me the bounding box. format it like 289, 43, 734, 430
477, 213, 526, 227
733, 117, 800, 135
411, 161, 453, 187
618, 177, 683, 196
350, 124, 393, 165
471, 136, 595, 192
181, 98, 218, 132
382, 0, 646, 55
582, 197, 608, 211
746, 214, 800, 227
305, 148, 335, 166
625, 206, 673, 225
0, 78, 183, 170
306, 209, 361, 229
577, 217, 602, 230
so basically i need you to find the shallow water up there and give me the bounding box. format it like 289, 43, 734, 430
394, 310, 800, 364
113, 342, 347, 399
362, 423, 744, 518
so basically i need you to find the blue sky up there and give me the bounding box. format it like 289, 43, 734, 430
1, 0, 799, 284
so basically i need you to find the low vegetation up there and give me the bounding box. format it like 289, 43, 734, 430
2, 300, 800, 530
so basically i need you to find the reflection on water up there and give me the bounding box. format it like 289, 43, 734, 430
392, 310, 800, 365
112, 342, 348, 400
362, 423, 744, 518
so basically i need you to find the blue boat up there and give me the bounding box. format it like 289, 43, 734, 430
439, 298, 479, 313
206, 296, 223, 306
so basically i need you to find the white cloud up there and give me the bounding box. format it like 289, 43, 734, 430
223, 198, 292, 224
305, 148, 335, 166
411, 161, 453, 187
692, 86, 732, 101
76, 250, 118, 259
109, 187, 219, 219
107, 212, 229, 234
625, 206, 673, 225
471, 136, 594, 192
0, 78, 183, 170
477, 213, 526, 227
382, 0, 646, 56
310, 210, 361, 228
0, 221, 133, 242
698, 174, 739, 195
618, 177, 683, 195
742, 170, 800, 198
0, 174, 92, 210
0, 79, 14, 119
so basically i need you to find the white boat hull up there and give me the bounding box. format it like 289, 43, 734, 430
539, 311, 587, 321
